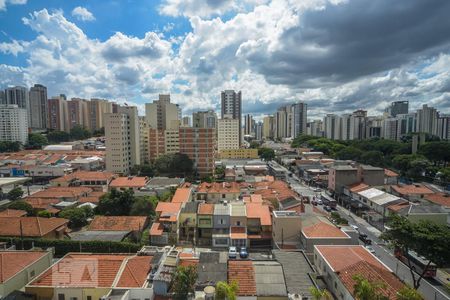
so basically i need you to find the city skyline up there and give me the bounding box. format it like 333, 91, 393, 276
0, 0, 450, 119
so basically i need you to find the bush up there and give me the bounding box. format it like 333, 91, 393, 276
8, 200, 33, 215
37, 210, 52, 218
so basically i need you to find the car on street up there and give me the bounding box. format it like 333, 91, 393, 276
313, 188, 322, 192
365, 245, 376, 254
359, 233, 372, 245
350, 224, 359, 231
228, 246, 237, 259
239, 247, 249, 259
316, 199, 323, 205
324, 205, 332, 212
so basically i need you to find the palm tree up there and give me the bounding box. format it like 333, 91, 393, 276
216, 281, 239, 300
396, 285, 424, 300
309, 286, 332, 300
352, 274, 389, 300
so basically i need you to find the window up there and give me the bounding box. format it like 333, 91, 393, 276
87, 297, 92, 300
58, 294, 65, 300
236, 221, 241, 226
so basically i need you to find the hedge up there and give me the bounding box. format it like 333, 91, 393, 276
0, 237, 141, 257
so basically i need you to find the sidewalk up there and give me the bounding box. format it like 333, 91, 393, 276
337, 206, 382, 237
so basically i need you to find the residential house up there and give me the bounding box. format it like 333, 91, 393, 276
171, 187, 193, 203
151, 202, 182, 245
230, 203, 247, 248
109, 176, 149, 191
179, 202, 199, 242
328, 165, 358, 195
252, 261, 288, 299
387, 202, 448, 226
50, 171, 117, 191
357, 165, 384, 186
300, 222, 356, 253
88, 216, 148, 241
212, 203, 231, 247
0, 217, 68, 239
196, 203, 214, 246
272, 211, 301, 249
390, 184, 434, 202
196, 182, 241, 203
246, 203, 272, 248
0, 251, 53, 299
384, 169, 399, 185
27, 186, 93, 202
145, 177, 184, 196
314, 245, 404, 300
196, 252, 227, 291
0, 209, 27, 217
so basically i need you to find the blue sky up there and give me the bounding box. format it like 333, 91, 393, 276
1, 0, 450, 118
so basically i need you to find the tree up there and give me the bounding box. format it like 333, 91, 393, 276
419, 142, 450, 167
154, 153, 194, 176
8, 200, 33, 215
0, 141, 22, 153
37, 210, 52, 218
59, 206, 92, 228
47, 130, 71, 143
258, 147, 275, 161
396, 285, 424, 300
7, 187, 24, 201
216, 281, 239, 300
249, 141, 260, 149
360, 151, 385, 167
381, 215, 450, 289
335, 146, 363, 161
159, 190, 173, 202
92, 127, 105, 137
309, 287, 332, 300
172, 265, 198, 300
27, 133, 48, 149
139, 164, 155, 177
215, 165, 225, 179
352, 274, 389, 300
70, 125, 91, 140
96, 188, 135, 216
130, 196, 156, 216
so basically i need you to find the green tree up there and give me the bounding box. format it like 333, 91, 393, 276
59, 206, 92, 228
47, 130, 71, 143
154, 153, 194, 176
309, 287, 332, 300
216, 281, 239, 300
130, 196, 156, 216
37, 210, 52, 218
92, 127, 105, 137
159, 190, 173, 202
360, 151, 384, 167
381, 215, 450, 289
249, 141, 260, 149
291, 135, 321, 148
419, 142, 450, 167
7, 186, 24, 201
172, 265, 198, 300
258, 147, 275, 161
8, 200, 33, 215
27, 133, 48, 149
396, 285, 424, 300
0, 141, 22, 152
96, 188, 135, 216
215, 165, 225, 179
335, 146, 364, 161
139, 164, 155, 177
352, 274, 389, 300
70, 125, 91, 140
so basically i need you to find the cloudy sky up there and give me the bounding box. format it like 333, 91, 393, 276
1, 0, 450, 119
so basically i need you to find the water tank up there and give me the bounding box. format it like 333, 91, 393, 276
204, 286, 215, 300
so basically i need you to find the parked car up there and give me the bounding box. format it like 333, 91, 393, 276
324, 206, 332, 212
359, 233, 372, 245
228, 246, 237, 259
311, 200, 317, 206
239, 247, 249, 259
317, 199, 323, 205
365, 245, 376, 254
350, 224, 359, 231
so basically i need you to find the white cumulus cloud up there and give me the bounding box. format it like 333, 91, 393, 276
71, 6, 95, 22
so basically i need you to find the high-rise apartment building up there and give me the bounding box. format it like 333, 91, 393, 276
396, 113, 416, 141
67, 98, 89, 130
388, 101, 409, 117
179, 127, 215, 176
105, 106, 141, 175
324, 114, 341, 140
383, 118, 398, 140
307, 120, 323, 137
181, 116, 191, 127
351, 109, 367, 140
4, 86, 29, 124
416, 104, 438, 136
0, 104, 28, 144
244, 114, 254, 136
139, 117, 149, 164
217, 117, 240, 151
291, 102, 307, 138
192, 110, 217, 129
29, 84, 48, 130
0, 90, 4, 104
221, 90, 242, 143
255, 122, 263, 140
48, 95, 68, 131
88, 99, 113, 131
263, 115, 274, 139
148, 128, 166, 161
437, 114, 450, 140
274, 105, 292, 139
145, 94, 179, 130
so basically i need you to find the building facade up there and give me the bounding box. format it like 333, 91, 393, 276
217, 117, 240, 151
28, 84, 48, 130
145, 94, 179, 130
0, 104, 29, 144
221, 90, 242, 144
179, 127, 215, 176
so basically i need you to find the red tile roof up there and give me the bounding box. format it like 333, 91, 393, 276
0, 209, 27, 217
228, 260, 256, 296
230, 226, 247, 239
179, 258, 199, 267
197, 182, 241, 194
25, 198, 61, 210
349, 182, 370, 193
245, 203, 271, 226
171, 188, 192, 203
89, 216, 148, 232
387, 202, 410, 212
198, 203, 214, 215
51, 171, 117, 183
0, 217, 68, 237
156, 202, 182, 222
149, 222, 164, 236
384, 169, 399, 177
425, 193, 450, 208
110, 177, 148, 188
116, 255, 153, 288
339, 260, 404, 299
302, 222, 349, 238
0, 251, 48, 283
30, 253, 128, 288
28, 187, 93, 199
391, 184, 434, 196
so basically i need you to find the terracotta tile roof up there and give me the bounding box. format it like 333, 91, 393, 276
349, 182, 370, 193
384, 169, 399, 177
156, 202, 182, 222
171, 188, 192, 203
0, 251, 48, 283
149, 222, 164, 236
391, 184, 434, 196
179, 258, 199, 267
51, 171, 116, 183
198, 203, 214, 215
116, 255, 153, 288
302, 222, 349, 238
0, 217, 68, 237
78, 196, 101, 204
197, 182, 241, 194
110, 176, 148, 188
245, 203, 271, 226
425, 193, 450, 208
89, 216, 148, 232
29, 253, 128, 288
316, 245, 387, 272
339, 260, 404, 299
244, 194, 263, 203
0, 209, 27, 217
387, 202, 410, 212
228, 260, 256, 296
230, 226, 247, 239
25, 198, 61, 210
28, 187, 93, 199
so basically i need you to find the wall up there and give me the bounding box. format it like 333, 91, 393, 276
301, 235, 354, 253
213, 214, 230, 229
272, 216, 301, 247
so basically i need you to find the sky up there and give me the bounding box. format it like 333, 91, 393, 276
1, 0, 450, 119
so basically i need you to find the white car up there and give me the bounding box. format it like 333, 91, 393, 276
228, 246, 237, 259
365, 245, 376, 254
350, 224, 359, 231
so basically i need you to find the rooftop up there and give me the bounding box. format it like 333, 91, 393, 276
51, 171, 116, 183
71, 230, 130, 242
228, 260, 256, 296
197, 182, 241, 194
333, 165, 357, 171
0, 209, 27, 217
28, 187, 93, 199
360, 164, 383, 171
89, 216, 148, 231
214, 203, 230, 216
171, 188, 192, 203
116, 255, 153, 288
391, 184, 434, 196
246, 203, 271, 226
302, 222, 349, 239
110, 176, 148, 188
0, 251, 49, 283
0, 217, 68, 237
348, 182, 369, 193
425, 193, 450, 208
147, 177, 184, 187
230, 203, 246, 217
156, 202, 182, 222
253, 261, 287, 297
197, 203, 214, 215
197, 252, 227, 287
384, 169, 399, 177
181, 201, 199, 214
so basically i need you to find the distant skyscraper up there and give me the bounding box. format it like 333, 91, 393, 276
145, 94, 179, 130
307, 120, 323, 137
437, 114, 450, 140
29, 84, 48, 130
0, 90, 4, 105
396, 113, 416, 141
48, 95, 68, 132
324, 114, 340, 140
262, 115, 274, 139
416, 104, 438, 136
0, 104, 28, 144
291, 102, 307, 138
192, 110, 217, 129
388, 101, 409, 117
88, 98, 113, 131
383, 118, 398, 140
5, 86, 29, 124
255, 122, 263, 140
179, 127, 215, 176
182, 116, 191, 127
244, 114, 254, 136
218, 117, 240, 151
221, 90, 242, 144
67, 98, 89, 130
274, 105, 292, 139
